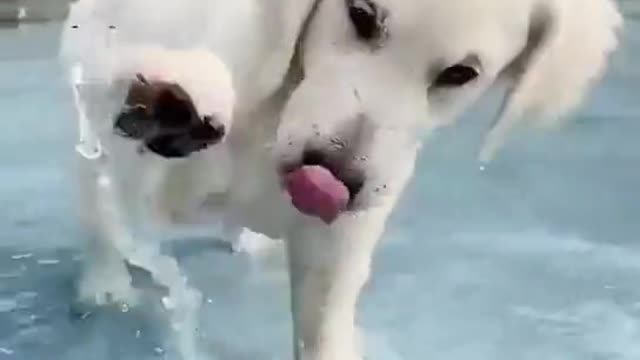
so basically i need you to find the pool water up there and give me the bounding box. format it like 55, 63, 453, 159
0, 4, 639, 360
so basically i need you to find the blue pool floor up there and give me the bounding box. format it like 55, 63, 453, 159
0, 8, 639, 360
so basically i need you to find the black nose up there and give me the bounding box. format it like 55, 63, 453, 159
114, 78, 198, 139
113, 76, 227, 158
153, 86, 198, 129
113, 104, 154, 139
191, 116, 226, 143
201, 115, 226, 139
144, 117, 225, 158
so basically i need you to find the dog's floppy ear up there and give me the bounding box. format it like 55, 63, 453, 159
478, 0, 622, 163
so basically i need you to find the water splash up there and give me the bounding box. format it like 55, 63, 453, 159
94, 170, 203, 360
67, 21, 206, 359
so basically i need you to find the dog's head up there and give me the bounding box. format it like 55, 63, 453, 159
275, 0, 622, 223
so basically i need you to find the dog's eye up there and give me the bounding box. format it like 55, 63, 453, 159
346, 0, 388, 44
433, 65, 479, 88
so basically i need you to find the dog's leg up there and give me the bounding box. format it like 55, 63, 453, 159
284, 144, 420, 360
76, 162, 140, 307
286, 208, 391, 360
71, 67, 139, 306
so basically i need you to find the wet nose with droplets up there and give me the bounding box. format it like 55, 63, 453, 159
113, 76, 226, 158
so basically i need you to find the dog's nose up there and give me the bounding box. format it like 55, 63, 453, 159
192, 116, 226, 143
114, 75, 228, 158
144, 116, 226, 158
201, 115, 226, 140
114, 104, 153, 139
114, 77, 198, 139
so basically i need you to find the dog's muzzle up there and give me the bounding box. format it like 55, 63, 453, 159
113, 74, 225, 158
277, 115, 379, 223
280, 147, 367, 224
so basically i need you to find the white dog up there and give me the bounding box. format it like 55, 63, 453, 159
60, 0, 622, 359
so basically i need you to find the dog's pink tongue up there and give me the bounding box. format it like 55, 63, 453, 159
285, 165, 349, 224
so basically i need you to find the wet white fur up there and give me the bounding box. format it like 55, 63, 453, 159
61, 0, 622, 359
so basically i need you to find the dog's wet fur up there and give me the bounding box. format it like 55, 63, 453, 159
62, 0, 622, 359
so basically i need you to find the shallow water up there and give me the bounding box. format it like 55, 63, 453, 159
0, 4, 639, 360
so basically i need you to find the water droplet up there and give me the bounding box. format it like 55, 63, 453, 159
297, 340, 306, 350
120, 303, 130, 313
330, 138, 345, 149
37, 259, 59, 266
11, 253, 32, 260
161, 296, 175, 310
98, 175, 111, 187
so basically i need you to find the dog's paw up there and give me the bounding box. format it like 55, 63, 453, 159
76, 262, 140, 307
296, 325, 363, 360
